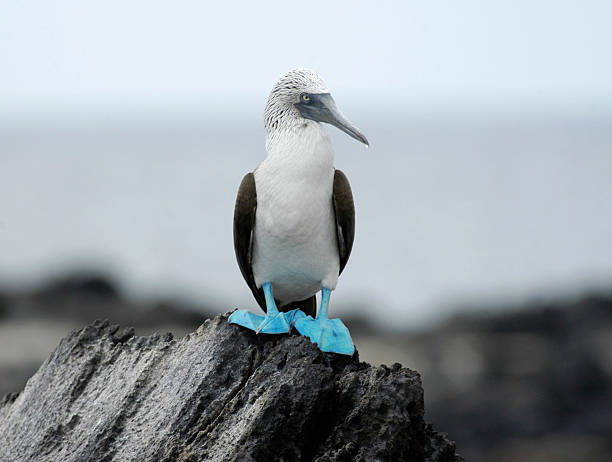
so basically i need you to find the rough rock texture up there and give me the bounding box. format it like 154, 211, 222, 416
0, 314, 461, 462
0, 272, 207, 398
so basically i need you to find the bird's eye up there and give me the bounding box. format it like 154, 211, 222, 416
301, 94, 310, 102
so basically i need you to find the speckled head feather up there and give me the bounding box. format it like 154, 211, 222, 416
264, 69, 329, 133
263, 68, 369, 148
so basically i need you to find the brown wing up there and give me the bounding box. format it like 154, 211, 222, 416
233, 173, 317, 317
332, 169, 355, 275
233, 173, 266, 310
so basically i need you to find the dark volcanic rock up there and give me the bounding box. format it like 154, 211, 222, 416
0, 314, 461, 462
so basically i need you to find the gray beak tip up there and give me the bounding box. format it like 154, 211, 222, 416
355, 133, 369, 148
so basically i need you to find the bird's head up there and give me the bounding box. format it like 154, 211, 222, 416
264, 69, 369, 147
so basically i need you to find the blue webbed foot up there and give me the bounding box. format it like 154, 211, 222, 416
295, 316, 355, 355
229, 309, 300, 334
229, 282, 305, 334
294, 288, 355, 356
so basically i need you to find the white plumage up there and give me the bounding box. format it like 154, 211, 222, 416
252, 119, 339, 304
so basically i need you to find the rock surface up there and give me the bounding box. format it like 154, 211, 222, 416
0, 272, 207, 398
0, 314, 461, 462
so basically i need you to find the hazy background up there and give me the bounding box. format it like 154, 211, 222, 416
2, 0, 612, 327
1, 2, 612, 461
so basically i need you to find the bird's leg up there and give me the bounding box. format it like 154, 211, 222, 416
294, 288, 355, 355
229, 282, 301, 334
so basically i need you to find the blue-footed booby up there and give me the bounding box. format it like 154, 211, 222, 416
229, 69, 368, 355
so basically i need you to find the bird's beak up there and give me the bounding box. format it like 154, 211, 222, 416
295, 93, 369, 147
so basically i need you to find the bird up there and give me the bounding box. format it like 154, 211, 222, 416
229, 69, 368, 355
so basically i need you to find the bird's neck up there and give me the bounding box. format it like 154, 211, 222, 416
264, 121, 334, 171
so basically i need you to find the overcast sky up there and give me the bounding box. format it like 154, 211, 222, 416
2, 0, 612, 116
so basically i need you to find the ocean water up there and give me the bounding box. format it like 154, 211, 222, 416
1, 112, 611, 327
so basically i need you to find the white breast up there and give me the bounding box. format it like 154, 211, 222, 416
252, 122, 340, 305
